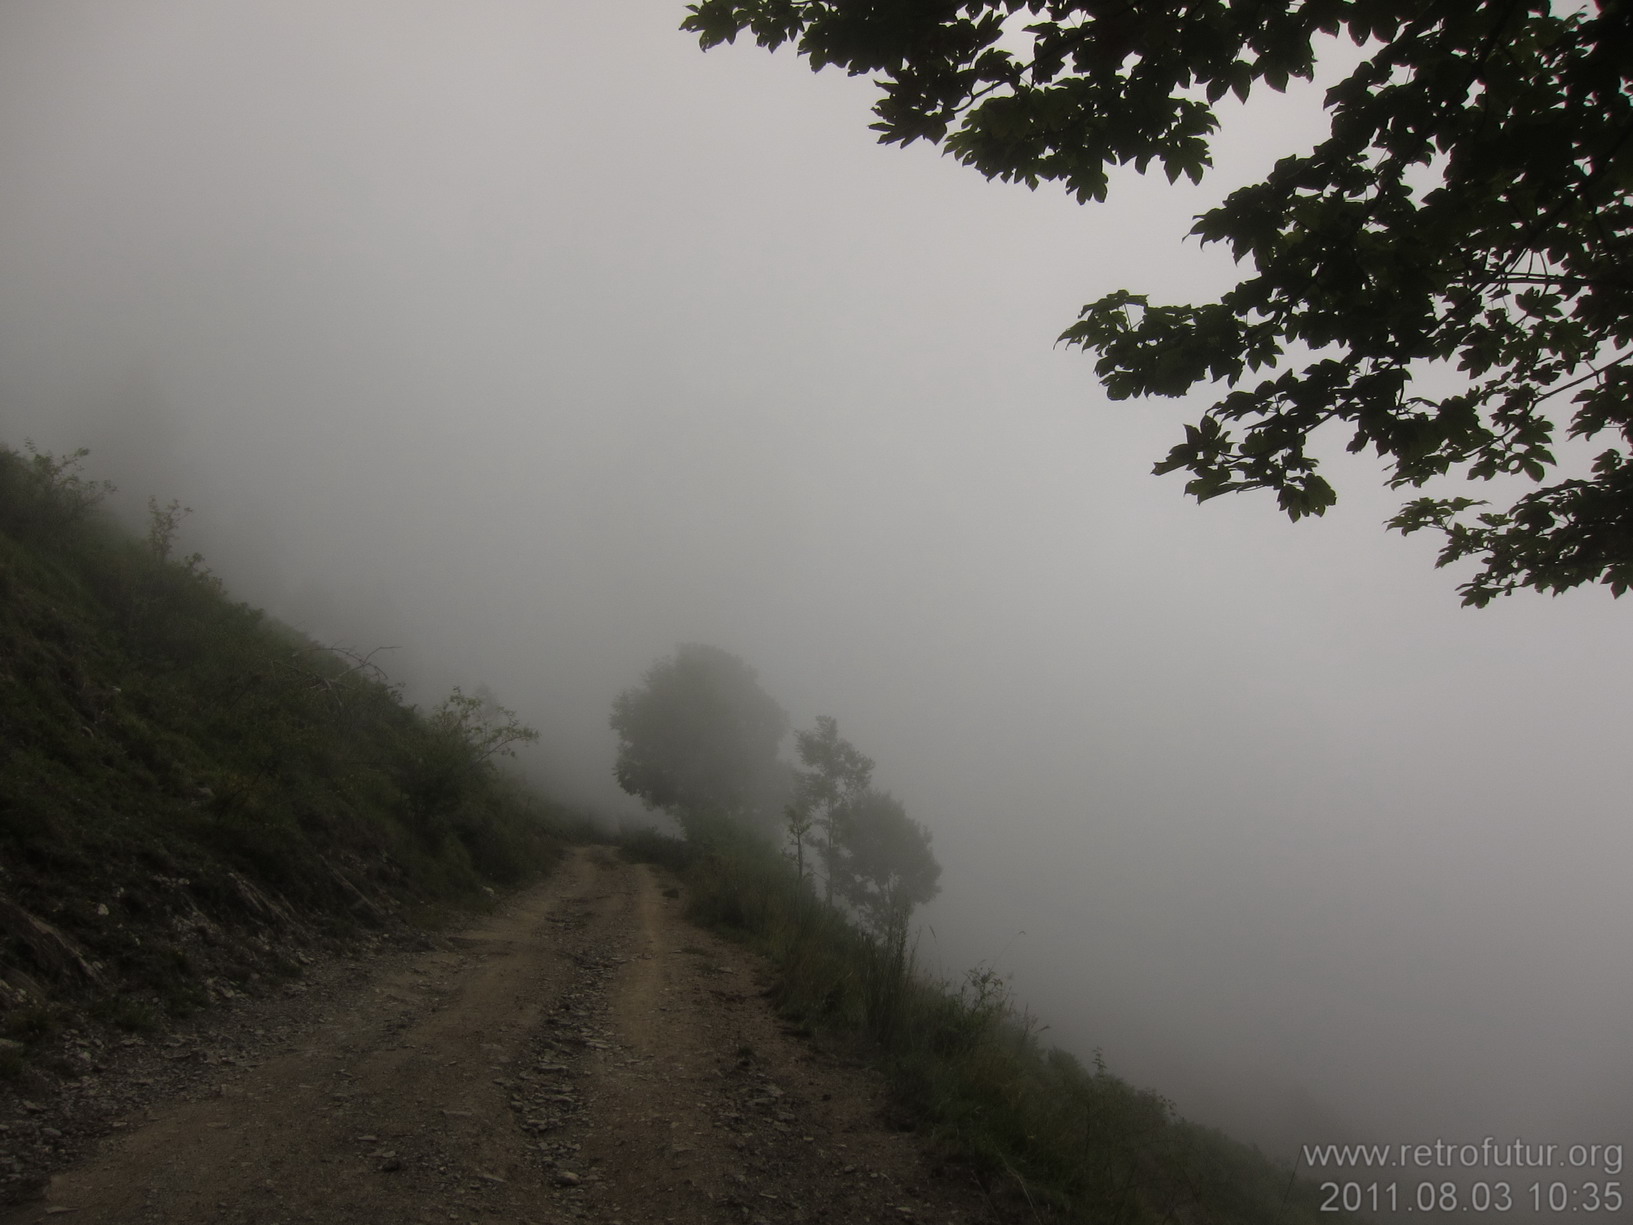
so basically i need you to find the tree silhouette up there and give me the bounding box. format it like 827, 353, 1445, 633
685, 0, 1633, 605
611, 644, 790, 841
789, 715, 875, 899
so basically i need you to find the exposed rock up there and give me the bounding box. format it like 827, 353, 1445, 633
0, 898, 108, 988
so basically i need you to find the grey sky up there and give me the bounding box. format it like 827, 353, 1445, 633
3, 0, 1628, 1182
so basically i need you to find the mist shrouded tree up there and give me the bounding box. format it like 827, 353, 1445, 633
830, 788, 941, 940
787, 717, 940, 937
684, 0, 1633, 606
788, 715, 874, 896
611, 644, 791, 841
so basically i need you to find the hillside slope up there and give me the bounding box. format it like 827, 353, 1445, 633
0, 440, 576, 1111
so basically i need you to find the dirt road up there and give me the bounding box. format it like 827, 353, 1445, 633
2, 847, 994, 1225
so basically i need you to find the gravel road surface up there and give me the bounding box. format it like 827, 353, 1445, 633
1, 847, 998, 1225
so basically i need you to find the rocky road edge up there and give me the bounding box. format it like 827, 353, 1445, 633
0, 886, 446, 1209
1, 847, 1003, 1225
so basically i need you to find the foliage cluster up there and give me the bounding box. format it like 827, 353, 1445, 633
611, 646, 940, 944
0, 440, 573, 1049
785, 714, 873, 895
663, 829, 1357, 1225
685, 0, 1633, 605
610, 643, 792, 842
786, 716, 939, 942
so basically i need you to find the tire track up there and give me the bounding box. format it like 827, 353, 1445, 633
3, 848, 995, 1225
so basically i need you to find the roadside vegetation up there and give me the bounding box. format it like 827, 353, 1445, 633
613, 647, 1362, 1225
0, 439, 585, 1078
625, 828, 1361, 1225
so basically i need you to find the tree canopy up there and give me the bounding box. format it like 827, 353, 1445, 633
830, 788, 942, 938
612, 652, 943, 936
610, 643, 791, 839
783, 716, 940, 932
684, 0, 1633, 605
793, 715, 875, 815
788, 714, 875, 894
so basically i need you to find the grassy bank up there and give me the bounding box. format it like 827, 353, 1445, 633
625, 827, 1362, 1225
0, 441, 583, 1069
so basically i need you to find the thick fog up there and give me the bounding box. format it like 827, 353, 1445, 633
4, 0, 1628, 1190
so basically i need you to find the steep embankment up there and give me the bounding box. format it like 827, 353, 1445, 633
0, 440, 575, 1133
2, 846, 996, 1225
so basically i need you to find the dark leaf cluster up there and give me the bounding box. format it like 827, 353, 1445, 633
685, 0, 1633, 604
